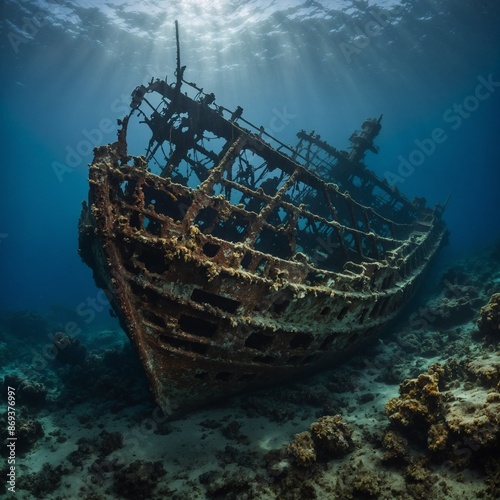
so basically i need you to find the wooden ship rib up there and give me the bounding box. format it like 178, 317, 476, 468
78, 27, 447, 416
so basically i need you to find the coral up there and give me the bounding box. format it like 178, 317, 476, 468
427, 422, 448, 451
385, 354, 500, 464
95, 430, 124, 457
54, 345, 150, 410
0, 414, 43, 456
66, 430, 123, 468
477, 293, 500, 338
310, 415, 355, 459
264, 448, 292, 478
327, 373, 357, 392
443, 353, 500, 450
1, 310, 48, 339
221, 420, 249, 444
287, 414, 355, 467
445, 390, 500, 449
382, 430, 409, 463
423, 290, 477, 329
420, 337, 441, 357
215, 445, 257, 467
18, 463, 65, 497
112, 460, 166, 499
53, 332, 87, 365
3, 374, 47, 407
199, 419, 222, 429
404, 457, 437, 494
466, 352, 500, 388
385, 364, 448, 451
397, 331, 421, 353
352, 470, 381, 497
385, 370, 443, 429
243, 395, 297, 422
358, 392, 375, 405
206, 474, 255, 498
16, 417, 44, 454
287, 431, 317, 467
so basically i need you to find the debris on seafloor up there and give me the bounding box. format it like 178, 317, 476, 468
78, 23, 448, 416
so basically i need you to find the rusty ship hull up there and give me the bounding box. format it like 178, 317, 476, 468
79, 74, 447, 416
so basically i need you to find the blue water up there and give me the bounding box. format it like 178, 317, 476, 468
1, 0, 499, 312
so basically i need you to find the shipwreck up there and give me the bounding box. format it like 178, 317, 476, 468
78, 26, 447, 415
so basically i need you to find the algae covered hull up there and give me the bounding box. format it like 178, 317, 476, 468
78, 71, 447, 415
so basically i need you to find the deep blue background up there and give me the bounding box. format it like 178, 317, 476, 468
1, 0, 499, 313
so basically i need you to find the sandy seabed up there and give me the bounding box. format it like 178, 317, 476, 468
1, 244, 500, 499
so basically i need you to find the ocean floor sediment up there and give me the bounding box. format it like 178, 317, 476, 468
1, 244, 500, 499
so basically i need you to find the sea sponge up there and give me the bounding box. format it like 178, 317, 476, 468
477, 293, 500, 338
